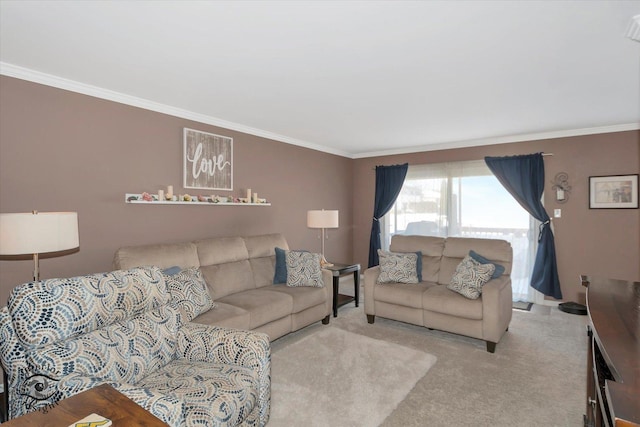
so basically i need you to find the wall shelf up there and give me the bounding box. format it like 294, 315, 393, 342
124, 193, 271, 206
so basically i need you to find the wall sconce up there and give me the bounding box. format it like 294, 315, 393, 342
551, 172, 571, 203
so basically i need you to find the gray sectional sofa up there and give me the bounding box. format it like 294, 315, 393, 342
364, 234, 513, 352
113, 233, 333, 340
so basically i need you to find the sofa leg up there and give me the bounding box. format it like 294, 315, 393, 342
322, 315, 330, 325
486, 341, 497, 353
366, 314, 375, 324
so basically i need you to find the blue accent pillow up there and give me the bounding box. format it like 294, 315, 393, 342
162, 266, 182, 276
469, 250, 504, 279
274, 247, 288, 284
415, 251, 423, 282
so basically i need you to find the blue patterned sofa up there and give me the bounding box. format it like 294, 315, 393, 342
0, 266, 270, 425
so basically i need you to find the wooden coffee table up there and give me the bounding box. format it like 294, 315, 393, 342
3, 383, 168, 426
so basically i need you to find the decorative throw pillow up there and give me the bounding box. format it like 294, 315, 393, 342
286, 251, 323, 288
274, 247, 310, 284
377, 249, 419, 284
163, 267, 215, 321
469, 250, 505, 279
273, 247, 288, 284
447, 255, 495, 299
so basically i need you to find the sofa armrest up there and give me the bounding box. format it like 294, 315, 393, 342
363, 266, 381, 316
177, 323, 271, 426
481, 276, 513, 343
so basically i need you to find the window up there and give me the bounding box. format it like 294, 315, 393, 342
381, 160, 536, 302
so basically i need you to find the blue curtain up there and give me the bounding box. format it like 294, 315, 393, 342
368, 163, 409, 267
484, 153, 562, 299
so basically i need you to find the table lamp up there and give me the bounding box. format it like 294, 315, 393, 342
0, 211, 79, 281
307, 209, 339, 266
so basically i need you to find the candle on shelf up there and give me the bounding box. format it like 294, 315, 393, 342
253, 192, 258, 203
246, 188, 252, 201
167, 185, 174, 198
158, 189, 164, 201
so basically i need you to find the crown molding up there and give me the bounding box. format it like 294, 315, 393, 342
2, 62, 637, 160
0, 62, 351, 158
351, 123, 640, 159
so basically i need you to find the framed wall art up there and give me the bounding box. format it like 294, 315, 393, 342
589, 174, 638, 209
183, 128, 233, 191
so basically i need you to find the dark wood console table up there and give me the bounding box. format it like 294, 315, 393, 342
582, 275, 639, 427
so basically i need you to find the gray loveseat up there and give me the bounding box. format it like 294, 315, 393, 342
113, 233, 333, 340
364, 235, 513, 352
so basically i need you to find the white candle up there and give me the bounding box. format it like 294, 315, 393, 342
167, 185, 173, 196
253, 192, 258, 203
158, 190, 164, 201
247, 188, 252, 200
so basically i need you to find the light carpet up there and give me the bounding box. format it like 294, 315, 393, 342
269, 326, 437, 427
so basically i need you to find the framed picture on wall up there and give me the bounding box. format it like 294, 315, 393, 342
589, 174, 638, 209
183, 128, 233, 191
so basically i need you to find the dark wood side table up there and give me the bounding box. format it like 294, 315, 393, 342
323, 263, 361, 317
3, 383, 168, 426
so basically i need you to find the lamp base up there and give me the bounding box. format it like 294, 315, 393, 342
320, 256, 333, 267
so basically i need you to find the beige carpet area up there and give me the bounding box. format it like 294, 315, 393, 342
269, 291, 588, 427
269, 327, 437, 427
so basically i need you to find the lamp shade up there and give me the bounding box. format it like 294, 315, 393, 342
0, 212, 79, 255
307, 210, 339, 229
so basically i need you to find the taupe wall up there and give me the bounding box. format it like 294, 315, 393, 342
0, 76, 353, 304
352, 131, 640, 304
1, 75, 638, 306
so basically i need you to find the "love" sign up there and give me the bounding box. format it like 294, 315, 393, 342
183, 128, 233, 190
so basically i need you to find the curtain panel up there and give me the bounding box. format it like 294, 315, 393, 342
484, 153, 562, 299
368, 163, 409, 267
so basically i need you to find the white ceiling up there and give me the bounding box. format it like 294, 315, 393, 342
1, 1, 639, 158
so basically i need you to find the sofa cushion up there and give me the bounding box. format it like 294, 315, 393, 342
446, 255, 495, 299
390, 235, 444, 283
374, 282, 435, 309
439, 237, 512, 285
163, 267, 215, 322
200, 260, 255, 300
244, 233, 288, 258
422, 285, 484, 320
113, 243, 200, 270
265, 284, 327, 313
191, 302, 251, 330
377, 250, 419, 284
469, 250, 505, 279
195, 236, 249, 266
136, 359, 258, 426
217, 289, 293, 329
286, 251, 323, 288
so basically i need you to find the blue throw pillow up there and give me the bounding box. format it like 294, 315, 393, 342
469, 250, 504, 279
162, 266, 182, 276
273, 247, 288, 284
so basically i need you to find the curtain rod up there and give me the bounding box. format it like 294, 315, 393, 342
373, 153, 554, 169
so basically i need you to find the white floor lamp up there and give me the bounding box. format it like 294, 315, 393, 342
0, 211, 79, 281
307, 209, 339, 266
